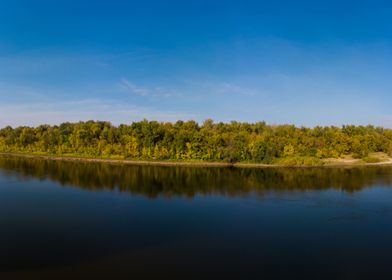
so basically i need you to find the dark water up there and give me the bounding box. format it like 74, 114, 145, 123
1, 156, 392, 279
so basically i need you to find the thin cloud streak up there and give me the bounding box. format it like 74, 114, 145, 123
0, 99, 198, 127
120, 78, 149, 96
119, 78, 183, 99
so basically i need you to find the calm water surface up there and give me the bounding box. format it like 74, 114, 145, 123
1, 156, 392, 279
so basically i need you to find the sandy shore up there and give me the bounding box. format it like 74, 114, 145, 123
1, 152, 392, 168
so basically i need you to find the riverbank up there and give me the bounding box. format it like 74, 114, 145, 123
1, 152, 392, 168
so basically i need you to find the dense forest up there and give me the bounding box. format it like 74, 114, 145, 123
0, 120, 392, 165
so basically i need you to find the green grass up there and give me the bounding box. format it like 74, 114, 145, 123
275, 156, 324, 166
361, 156, 382, 163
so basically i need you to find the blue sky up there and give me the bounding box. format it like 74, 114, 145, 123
1, 0, 392, 127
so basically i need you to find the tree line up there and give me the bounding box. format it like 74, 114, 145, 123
0, 120, 391, 164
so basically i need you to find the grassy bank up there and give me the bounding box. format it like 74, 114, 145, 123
1, 152, 392, 168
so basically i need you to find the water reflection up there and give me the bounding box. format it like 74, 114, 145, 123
1, 155, 392, 197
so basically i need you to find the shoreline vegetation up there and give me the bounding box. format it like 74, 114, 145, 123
1, 120, 392, 167
1, 152, 392, 168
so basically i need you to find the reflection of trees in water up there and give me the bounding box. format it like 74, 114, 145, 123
1, 156, 392, 198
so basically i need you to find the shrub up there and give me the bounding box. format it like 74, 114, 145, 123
276, 156, 323, 166
361, 156, 381, 163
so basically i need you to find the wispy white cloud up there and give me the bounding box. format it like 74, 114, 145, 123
119, 78, 183, 98
120, 78, 150, 96
0, 99, 198, 127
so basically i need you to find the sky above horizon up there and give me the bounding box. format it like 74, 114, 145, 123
1, 0, 392, 127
